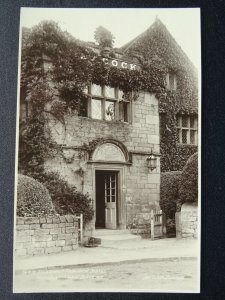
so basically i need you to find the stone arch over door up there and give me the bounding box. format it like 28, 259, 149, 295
91, 139, 129, 163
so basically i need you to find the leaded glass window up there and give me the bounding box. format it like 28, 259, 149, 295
176, 115, 198, 145
91, 99, 102, 119
105, 101, 115, 120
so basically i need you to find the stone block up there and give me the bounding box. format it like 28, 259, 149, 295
55, 240, 66, 247
147, 135, 160, 145
16, 242, 31, 249
46, 241, 56, 247
59, 216, 66, 223
53, 217, 60, 224
42, 224, 58, 229
24, 217, 40, 224
16, 218, 25, 225
16, 225, 29, 231
65, 239, 77, 246
184, 228, 195, 234
147, 174, 160, 184
62, 246, 73, 252
72, 232, 78, 238
58, 223, 66, 228
46, 218, 53, 224
29, 224, 41, 230
30, 241, 47, 248
58, 233, 73, 240
189, 217, 197, 222
32, 235, 52, 242
50, 228, 62, 235
16, 235, 32, 242
66, 222, 74, 227
27, 248, 45, 255
45, 247, 61, 254
17, 230, 34, 236
65, 227, 76, 234
52, 234, 58, 241
16, 248, 27, 256
33, 229, 50, 235
39, 217, 47, 224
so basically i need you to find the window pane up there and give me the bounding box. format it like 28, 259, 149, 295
91, 99, 102, 119
182, 116, 188, 127
118, 89, 124, 100
123, 103, 129, 122
190, 116, 197, 128
190, 130, 196, 144
176, 129, 180, 143
119, 102, 129, 122
91, 84, 102, 96
105, 101, 115, 121
105, 86, 116, 98
182, 130, 188, 144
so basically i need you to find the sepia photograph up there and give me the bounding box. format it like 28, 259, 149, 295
13, 7, 201, 293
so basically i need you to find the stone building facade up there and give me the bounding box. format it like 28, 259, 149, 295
19, 18, 198, 235
44, 90, 160, 231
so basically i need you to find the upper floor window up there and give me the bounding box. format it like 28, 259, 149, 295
176, 115, 198, 145
166, 72, 177, 91
82, 84, 131, 123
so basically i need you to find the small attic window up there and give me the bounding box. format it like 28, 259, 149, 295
166, 72, 177, 91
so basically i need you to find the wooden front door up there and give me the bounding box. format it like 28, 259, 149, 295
95, 171, 118, 229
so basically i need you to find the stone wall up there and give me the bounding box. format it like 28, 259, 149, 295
44, 92, 160, 229
15, 215, 79, 256
176, 202, 198, 238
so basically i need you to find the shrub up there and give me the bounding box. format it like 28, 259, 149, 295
160, 171, 181, 236
160, 171, 182, 218
17, 174, 56, 217
30, 171, 94, 225
179, 152, 198, 203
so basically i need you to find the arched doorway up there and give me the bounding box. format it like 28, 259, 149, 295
91, 141, 129, 230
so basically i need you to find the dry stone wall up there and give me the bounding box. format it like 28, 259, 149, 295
15, 215, 79, 256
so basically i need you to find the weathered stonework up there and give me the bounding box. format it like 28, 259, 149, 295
15, 215, 79, 256
44, 92, 160, 231
176, 202, 198, 239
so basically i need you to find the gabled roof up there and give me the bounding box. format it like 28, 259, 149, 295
120, 18, 197, 76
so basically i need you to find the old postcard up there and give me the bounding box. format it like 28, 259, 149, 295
13, 7, 201, 293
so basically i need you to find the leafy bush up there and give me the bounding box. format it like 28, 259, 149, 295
29, 170, 94, 225
160, 171, 181, 236
160, 171, 181, 218
179, 152, 198, 203
17, 174, 56, 217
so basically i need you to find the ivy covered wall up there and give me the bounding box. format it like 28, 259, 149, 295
123, 18, 198, 172
20, 19, 198, 175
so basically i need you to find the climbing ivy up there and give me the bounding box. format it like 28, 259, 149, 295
20, 19, 198, 174
124, 19, 198, 171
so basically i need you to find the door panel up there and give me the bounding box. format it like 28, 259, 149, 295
104, 173, 117, 229
95, 171, 118, 229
